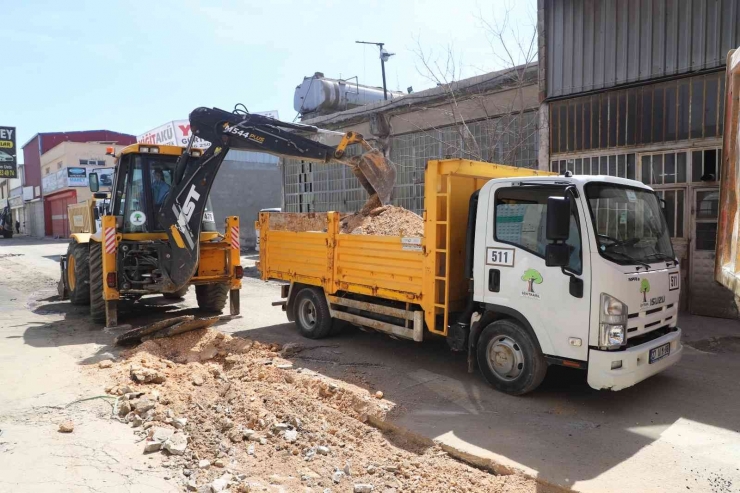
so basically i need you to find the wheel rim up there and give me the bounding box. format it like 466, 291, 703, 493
486, 335, 525, 381
297, 297, 317, 330
67, 255, 76, 291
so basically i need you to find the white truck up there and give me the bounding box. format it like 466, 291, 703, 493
258, 159, 683, 394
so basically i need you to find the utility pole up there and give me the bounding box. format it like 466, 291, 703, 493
356, 41, 395, 100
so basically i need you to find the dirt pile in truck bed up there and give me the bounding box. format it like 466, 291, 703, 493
97, 328, 547, 492
341, 205, 424, 237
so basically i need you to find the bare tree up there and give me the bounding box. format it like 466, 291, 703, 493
400, 1, 539, 167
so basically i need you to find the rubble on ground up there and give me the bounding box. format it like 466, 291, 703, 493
95, 328, 548, 492
58, 420, 74, 433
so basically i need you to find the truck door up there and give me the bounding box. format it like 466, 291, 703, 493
482, 184, 590, 362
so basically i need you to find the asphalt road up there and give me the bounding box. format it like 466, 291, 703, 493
1, 237, 739, 493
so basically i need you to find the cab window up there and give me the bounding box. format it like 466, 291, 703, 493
494, 186, 582, 274
123, 157, 147, 232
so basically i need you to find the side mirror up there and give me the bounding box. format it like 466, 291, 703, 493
89, 172, 99, 192
546, 243, 570, 267
546, 196, 570, 241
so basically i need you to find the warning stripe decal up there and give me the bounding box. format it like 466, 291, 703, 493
230, 226, 240, 251
104, 228, 116, 254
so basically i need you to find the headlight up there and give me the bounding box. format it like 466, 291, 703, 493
599, 294, 628, 349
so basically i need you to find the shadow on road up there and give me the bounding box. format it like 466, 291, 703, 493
23, 292, 220, 366
231, 318, 740, 490
22, 287, 740, 490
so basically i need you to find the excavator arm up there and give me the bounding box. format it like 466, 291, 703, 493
156, 106, 396, 292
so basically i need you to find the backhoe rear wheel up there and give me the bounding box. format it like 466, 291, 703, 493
65, 241, 90, 305
195, 284, 229, 312
163, 286, 189, 299
89, 242, 106, 323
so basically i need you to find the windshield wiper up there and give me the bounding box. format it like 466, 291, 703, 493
643, 252, 678, 266
597, 234, 641, 250
601, 250, 651, 270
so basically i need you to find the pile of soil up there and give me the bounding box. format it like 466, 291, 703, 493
341, 206, 424, 237
98, 328, 545, 492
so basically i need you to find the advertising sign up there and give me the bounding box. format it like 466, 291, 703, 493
67, 167, 87, 187
137, 111, 279, 151
42, 172, 58, 195
0, 126, 18, 178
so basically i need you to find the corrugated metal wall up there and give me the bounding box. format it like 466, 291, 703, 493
545, 0, 740, 98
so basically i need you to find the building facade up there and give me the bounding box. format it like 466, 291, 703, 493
21, 130, 136, 237
40, 141, 127, 237
538, 0, 740, 317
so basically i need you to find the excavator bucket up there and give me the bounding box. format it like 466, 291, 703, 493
350, 149, 397, 206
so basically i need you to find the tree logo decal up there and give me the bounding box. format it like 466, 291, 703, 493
521, 269, 543, 299
640, 279, 651, 303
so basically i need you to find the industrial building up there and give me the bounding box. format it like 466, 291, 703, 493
283, 68, 540, 214
538, 0, 740, 317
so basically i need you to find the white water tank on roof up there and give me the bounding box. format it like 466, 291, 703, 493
294, 72, 402, 117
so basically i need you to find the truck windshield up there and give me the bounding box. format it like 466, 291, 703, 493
585, 182, 675, 266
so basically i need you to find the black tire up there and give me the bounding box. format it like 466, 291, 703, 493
65, 241, 90, 305
163, 286, 189, 299
292, 287, 332, 339
2, 229, 12, 238
89, 242, 106, 323
476, 318, 547, 395
195, 284, 229, 312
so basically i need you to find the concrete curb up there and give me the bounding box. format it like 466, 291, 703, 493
366, 414, 573, 492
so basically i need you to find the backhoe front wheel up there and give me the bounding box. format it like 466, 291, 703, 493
65, 241, 90, 305
195, 284, 230, 312
89, 242, 106, 323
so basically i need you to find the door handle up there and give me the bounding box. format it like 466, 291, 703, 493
489, 269, 500, 292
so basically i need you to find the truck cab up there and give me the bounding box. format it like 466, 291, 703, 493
472, 174, 682, 392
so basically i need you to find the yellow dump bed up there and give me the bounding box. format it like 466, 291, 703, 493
258, 159, 553, 336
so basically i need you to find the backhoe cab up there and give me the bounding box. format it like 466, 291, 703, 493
58, 144, 242, 327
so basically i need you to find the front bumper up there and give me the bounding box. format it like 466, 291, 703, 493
587, 327, 682, 391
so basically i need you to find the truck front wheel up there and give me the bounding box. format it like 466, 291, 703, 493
476, 319, 547, 395
293, 287, 332, 339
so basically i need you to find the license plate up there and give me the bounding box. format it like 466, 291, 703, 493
649, 343, 670, 364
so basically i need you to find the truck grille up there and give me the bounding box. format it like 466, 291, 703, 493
627, 303, 677, 337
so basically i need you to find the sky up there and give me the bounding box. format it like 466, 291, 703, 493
2, 0, 536, 157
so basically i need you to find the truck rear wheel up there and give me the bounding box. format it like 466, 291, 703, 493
196, 284, 229, 312
476, 319, 547, 395
293, 287, 332, 339
66, 241, 90, 305
89, 242, 106, 322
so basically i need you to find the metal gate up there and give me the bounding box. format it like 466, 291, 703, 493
690, 187, 738, 317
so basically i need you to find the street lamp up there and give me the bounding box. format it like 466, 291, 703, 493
356, 41, 395, 100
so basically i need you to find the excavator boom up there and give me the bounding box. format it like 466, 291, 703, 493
188, 107, 396, 205
157, 106, 396, 293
